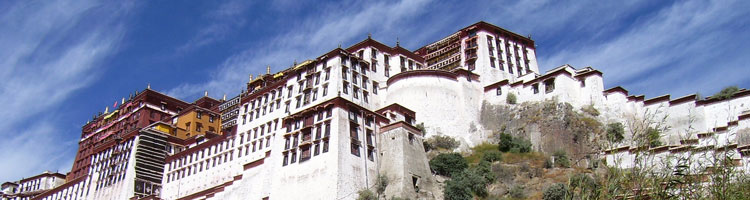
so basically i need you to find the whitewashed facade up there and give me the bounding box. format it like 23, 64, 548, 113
28, 21, 750, 200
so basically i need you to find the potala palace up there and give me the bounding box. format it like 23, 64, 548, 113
3, 21, 749, 200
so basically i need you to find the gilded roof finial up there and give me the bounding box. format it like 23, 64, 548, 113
396, 37, 400, 47
368, 33, 371, 39
147, 83, 151, 89
249, 74, 253, 82
223, 94, 227, 101
338, 43, 342, 48
204, 91, 208, 97
266, 65, 271, 74
104, 106, 109, 114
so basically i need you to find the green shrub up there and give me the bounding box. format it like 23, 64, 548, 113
498, 133, 532, 153
415, 122, 426, 133
357, 189, 377, 200
544, 157, 554, 169
429, 153, 468, 177
444, 160, 496, 199
423, 141, 433, 152
606, 122, 625, 143
568, 173, 600, 199
498, 132, 513, 152
376, 174, 388, 196
543, 183, 569, 200
426, 135, 460, 150
482, 151, 503, 163
475, 160, 496, 184
507, 93, 517, 104
581, 104, 600, 116
646, 127, 662, 148
711, 86, 740, 100
553, 150, 570, 168
444, 172, 473, 200
509, 184, 526, 199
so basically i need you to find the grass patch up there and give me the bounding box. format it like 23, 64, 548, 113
466, 143, 501, 164
502, 152, 546, 167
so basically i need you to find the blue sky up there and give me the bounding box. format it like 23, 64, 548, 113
1, 0, 748, 182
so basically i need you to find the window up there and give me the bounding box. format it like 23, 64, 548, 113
295, 97, 301, 108
287, 86, 293, 98
209, 115, 214, 122
323, 140, 329, 153
342, 68, 348, 81
300, 146, 311, 162
290, 150, 297, 163
368, 147, 375, 161
315, 73, 320, 85
362, 77, 368, 90
496, 87, 502, 96
343, 83, 349, 94
348, 109, 359, 122
303, 91, 311, 105
298, 81, 305, 93
314, 143, 320, 156
532, 83, 539, 94
372, 82, 378, 94
544, 79, 555, 93
285, 102, 290, 113
351, 141, 360, 156
350, 125, 359, 139
366, 129, 374, 146
324, 122, 331, 137
353, 87, 359, 99
282, 153, 288, 166
325, 68, 330, 80
363, 92, 369, 103
322, 84, 328, 96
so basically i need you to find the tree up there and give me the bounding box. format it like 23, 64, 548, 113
426, 135, 459, 150
375, 174, 389, 198
646, 127, 662, 148
357, 189, 377, 200
711, 86, 740, 100
543, 183, 569, 200
606, 122, 625, 143
506, 93, 517, 104
498, 132, 513, 152
553, 150, 571, 168
444, 162, 495, 200
429, 153, 468, 177
481, 151, 502, 163
498, 132, 532, 153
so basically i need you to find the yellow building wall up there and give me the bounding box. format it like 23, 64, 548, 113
173, 110, 222, 139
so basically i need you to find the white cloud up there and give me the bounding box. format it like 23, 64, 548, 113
176, 0, 253, 53
540, 0, 750, 97
167, 0, 433, 99
0, 0, 131, 181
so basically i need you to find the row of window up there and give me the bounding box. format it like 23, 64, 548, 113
282, 120, 331, 166
92, 139, 133, 191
